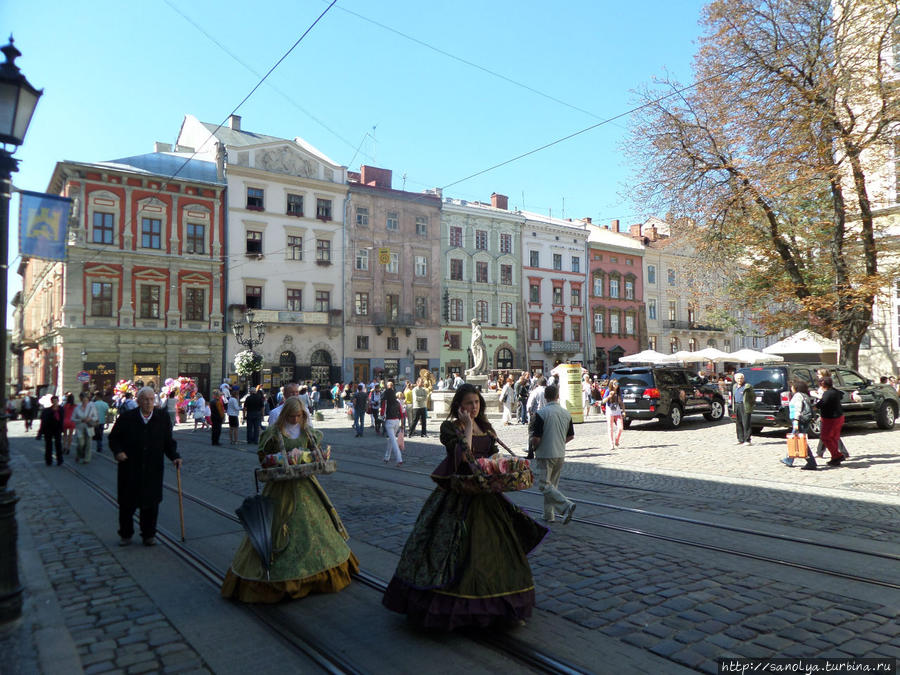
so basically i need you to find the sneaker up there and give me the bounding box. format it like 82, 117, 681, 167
735, 441, 744, 446
780, 458, 794, 467
800, 464, 818, 471
142, 537, 157, 547
562, 502, 577, 525
118, 537, 133, 547
742, 441, 752, 446
826, 457, 844, 466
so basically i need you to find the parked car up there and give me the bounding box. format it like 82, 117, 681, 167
610, 365, 727, 428
734, 363, 899, 435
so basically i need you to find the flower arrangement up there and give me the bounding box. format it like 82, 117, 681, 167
234, 350, 264, 377
451, 453, 533, 494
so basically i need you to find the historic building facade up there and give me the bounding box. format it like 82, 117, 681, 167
587, 220, 645, 373
521, 212, 589, 375
440, 195, 524, 377
344, 166, 442, 383
14, 150, 226, 397
176, 114, 348, 387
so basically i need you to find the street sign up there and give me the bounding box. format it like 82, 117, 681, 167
378, 247, 391, 265
76, 370, 90, 383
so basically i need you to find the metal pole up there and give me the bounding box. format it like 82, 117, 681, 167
0, 148, 22, 622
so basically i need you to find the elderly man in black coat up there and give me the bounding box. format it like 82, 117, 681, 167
108, 386, 182, 546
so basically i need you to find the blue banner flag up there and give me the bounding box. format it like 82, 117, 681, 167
19, 189, 71, 261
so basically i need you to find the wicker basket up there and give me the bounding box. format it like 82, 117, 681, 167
255, 460, 337, 483
449, 467, 533, 494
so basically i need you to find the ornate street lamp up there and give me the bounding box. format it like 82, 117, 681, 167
0, 36, 42, 624
231, 308, 266, 351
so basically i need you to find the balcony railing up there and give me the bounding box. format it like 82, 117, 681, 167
663, 320, 724, 332
543, 341, 582, 354
373, 311, 414, 326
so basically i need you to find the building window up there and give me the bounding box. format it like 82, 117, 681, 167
287, 288, 302, 311
185, 288, 205, 321
572, 256, 580, 273
287, 193, 303, 217
500, 264, 512, 286
387, 336, 399, 351
552, 321, 564, 341
357, 335, 369, 350
246, 230, 262, 255
668, 268, 676, 286
529, 283, 540, 303
626, 258, 633, 266
610, 256, 618, 263
529, 250, 539, 267
647, 265, 656, 284
356, 207, 369, 226
450, 259, 463, 281
500, 302, 512, 325
448, 333, 461, 350
92, 212, 115, 244
594, 311, 603, 334
315, 290, 330, 312
475, 230, 488, 250
316, 239, 331, 262
649, 336, 657, 350
386, 294, 399, 319
354, 292, 368, 315
141, 218, 161, 249
530, 318, 540, 340
450, 298, 463, 321
724, 338, 731, 351
571, 287, 581, 307
416, 216, 428, 237
552, 286, 563, 305
476, 261, 488, 283
185, 223, 205, 254
625, 280, 634, 300
593, 276, 603, 297
609, 278, 620, 299
475, 300, 488, 323
625, 314, 635, 335
287, 235, 303, 260
316, 198, 332, 221
449, 226, 462, 248
688, 337, 698, 351
245, 285, 262, 309
139, 285, 160, 319
387, 253, 399, 274
386, 211, 399, 231
415, 256, 428, 277
648, 299, 657, 320
670, 337, 679, 353
355, 248, 369, 271
687, 304, 696, 323
416, 337, 428, 351
668, 301, 677, 321
571, 321, 581, 341
553, 254, 562, 271
610, 311, 620, 334
247, 187, 264, 210
415, 296, 427, 318
90, 282, 113, 317
500, 233, 512, 254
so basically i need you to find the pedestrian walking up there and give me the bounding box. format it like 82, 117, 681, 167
529, 385, 577, 524
310, 386, 320, 413
39, 395, 64, 466
816, 376, 846, 466
243, 385, 265, 445
210, 389, 225, 445
226, 392, 241, 444
192, 392, 208, 430
515, 373, 530, 425
499, 376, 515, 425
812, 369, 850, 459
268, 383, 302, 425
601, 379, 626, 449
780, 380, 816, 470
108, 386, 181, 546
731, 372, 754, 446
409, 378, 428, 437
72, 392, 99, 464
92, 392, 109, 454
368, 384, 383, 434
20, 390, 36, 432
62, 393, 77, 454
352, 384, 368, 436
381, 384, 405, 466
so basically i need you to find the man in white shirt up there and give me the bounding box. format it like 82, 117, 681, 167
268, 383, 305, 425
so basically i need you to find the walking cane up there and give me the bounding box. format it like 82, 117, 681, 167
176, 464, 186, 542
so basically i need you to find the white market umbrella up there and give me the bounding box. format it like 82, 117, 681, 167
672, 350, 705, 363
618, 349, 670, 364
694, 347, 733, 363
727, 349, 784, 364
762, 329, 838, 355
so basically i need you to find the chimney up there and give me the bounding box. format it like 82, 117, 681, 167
491, 193, 508, 210
228, 114, 241, 131
648, 226, 659, 242
360, 165, 392, 189
629, 224, 641, 237
582, 217, 592, 224
610, 219, 620, 233
154, 142, 172, 153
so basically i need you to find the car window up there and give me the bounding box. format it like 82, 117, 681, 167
835, 368, 866, 388
655, 370, 687, 386
792, 368, 813, 384
740, 368, 785, 389
611, 371, 654, 388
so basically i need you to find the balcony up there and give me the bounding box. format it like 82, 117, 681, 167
663, 320, 724, 332
373, 311, 414, 327
543, 341, 581, 354
242, 308, 329, 326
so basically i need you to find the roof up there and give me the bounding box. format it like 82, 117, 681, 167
98, 152, 223, 185
199, 121, 342, 168
442, 198, 526, 221
520, 210, 590, 232
587, 224, 645, 252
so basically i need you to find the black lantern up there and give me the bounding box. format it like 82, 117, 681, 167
0, 38, 42, 147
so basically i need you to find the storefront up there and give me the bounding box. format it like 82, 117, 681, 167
133, 362, 161, 389
84, 361, 117, 395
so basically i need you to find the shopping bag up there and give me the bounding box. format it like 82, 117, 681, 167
787, 434, 808, 458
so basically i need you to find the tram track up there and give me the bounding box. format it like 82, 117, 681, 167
60, 452, 595, 675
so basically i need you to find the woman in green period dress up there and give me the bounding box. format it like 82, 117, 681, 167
383, 384, 547, 629
221, 397, 359, 603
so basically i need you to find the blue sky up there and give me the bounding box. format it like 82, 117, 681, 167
3, 0, 706, 320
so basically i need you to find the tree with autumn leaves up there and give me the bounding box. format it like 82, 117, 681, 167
629, 0, 900, 367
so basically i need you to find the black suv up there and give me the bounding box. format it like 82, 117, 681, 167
610, 366, 727, 428
735, 363, 899, 434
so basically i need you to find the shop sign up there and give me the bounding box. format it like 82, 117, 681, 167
134, 362, 160, 377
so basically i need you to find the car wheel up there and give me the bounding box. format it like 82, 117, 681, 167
704, 399, 724, 421
876, 402, 896, 429
808, 415, 821, 437
666, 404, 683, 428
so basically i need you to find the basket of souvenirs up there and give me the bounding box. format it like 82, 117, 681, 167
449, 454, 533, 494
255, 445, 336, 482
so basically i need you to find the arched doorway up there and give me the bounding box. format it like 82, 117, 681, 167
496, 347, 513, 370
310, 349, 332, 385
278, 350, 296, 388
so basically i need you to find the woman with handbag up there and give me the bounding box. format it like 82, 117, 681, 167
383, 384, 547, 629
381, 384, 405, 466
601, 379, 625, 450
71, 392, 99, 464
780, 380, 817, 470
222, 397, 359, 603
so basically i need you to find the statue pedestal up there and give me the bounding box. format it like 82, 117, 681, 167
465, 375, 490, 392
431, 391, 454, 417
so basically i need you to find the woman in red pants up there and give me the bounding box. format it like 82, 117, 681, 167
815, 376, 845, 466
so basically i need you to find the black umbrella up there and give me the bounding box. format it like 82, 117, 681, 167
235, 494, 274, 580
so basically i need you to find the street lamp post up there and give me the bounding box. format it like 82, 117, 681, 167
231, 309, 265, 384
0, 37, 43, 624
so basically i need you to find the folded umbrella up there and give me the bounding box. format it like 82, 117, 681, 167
235, 494, 274, 580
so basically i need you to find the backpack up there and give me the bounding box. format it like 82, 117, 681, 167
798, 394, 813, 425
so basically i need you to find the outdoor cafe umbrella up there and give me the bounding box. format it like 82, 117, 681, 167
235, 494, 274, 580
693, 347, 732, 363
726, 349, 784, 364
618, 349, 671, 364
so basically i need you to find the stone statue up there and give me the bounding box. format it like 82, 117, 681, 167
465, 319, 488, 377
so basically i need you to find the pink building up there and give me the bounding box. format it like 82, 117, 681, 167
587, 220, 645, 374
